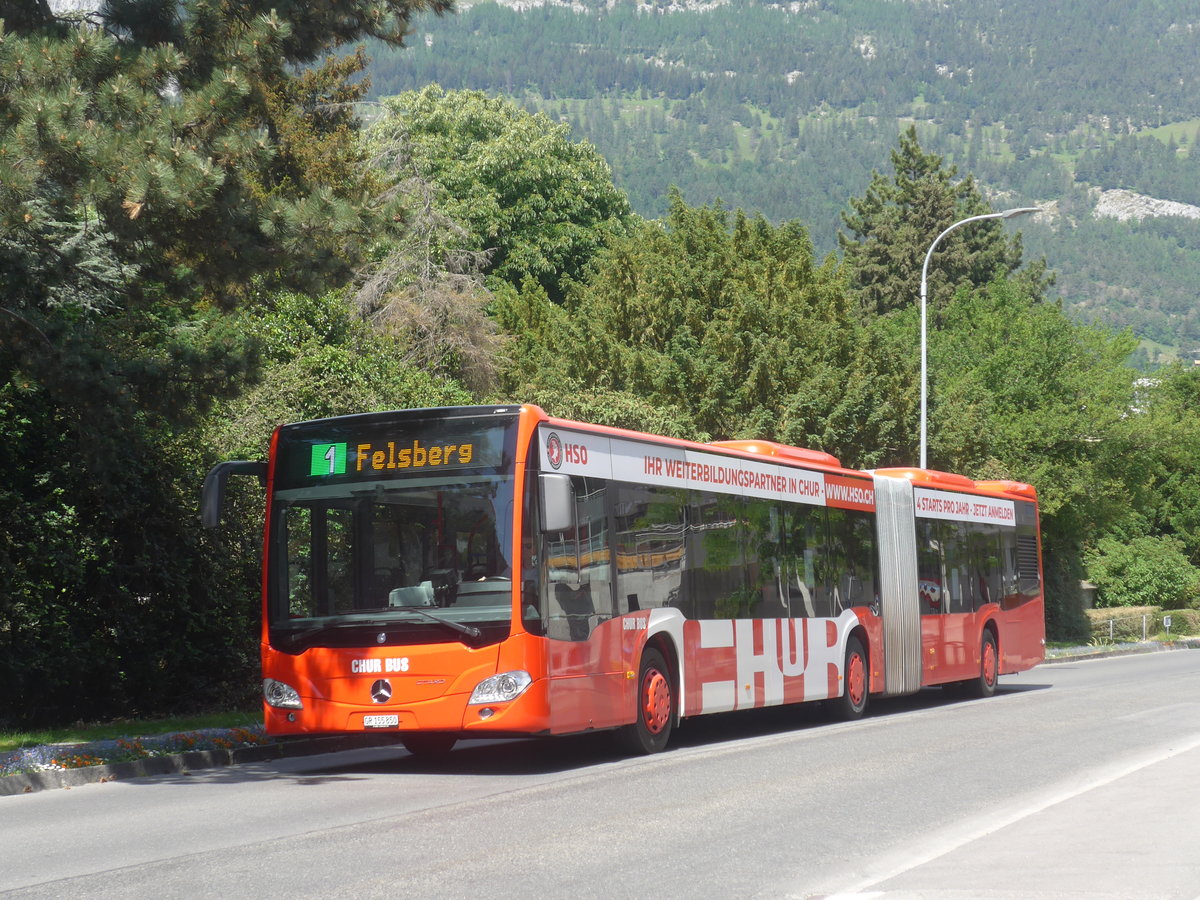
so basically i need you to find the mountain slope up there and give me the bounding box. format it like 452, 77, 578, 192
367, 0, 1200, 359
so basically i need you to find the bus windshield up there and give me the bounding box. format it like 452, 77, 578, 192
265, 408, 521, 652
269, 476, 516, 651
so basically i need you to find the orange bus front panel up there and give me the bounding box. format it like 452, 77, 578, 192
261, 641, 503, 736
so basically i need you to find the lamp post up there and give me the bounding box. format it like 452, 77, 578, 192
918, 206, 1041, 469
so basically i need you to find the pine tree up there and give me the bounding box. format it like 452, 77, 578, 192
1, 2, 451, 315
838, 126, 1030, 319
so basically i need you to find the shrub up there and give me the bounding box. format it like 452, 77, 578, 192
1085, 535, 1200, 610
1086, 606, 1160, 642
1159, 608, 1200, 636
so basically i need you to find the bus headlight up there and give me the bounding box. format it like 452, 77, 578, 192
263, 678, 303, 709
469, 670, 532, 704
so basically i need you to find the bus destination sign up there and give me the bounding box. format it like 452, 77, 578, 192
273, 410, 517, 491
308, 439, 476, 477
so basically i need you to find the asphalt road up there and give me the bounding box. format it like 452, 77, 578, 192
3, 650, 1199, 899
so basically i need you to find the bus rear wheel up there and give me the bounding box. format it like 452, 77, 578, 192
617, 648, 674, 755
401, 733, 457, 757
968, 630, 999, 699
831, 636, 868, 720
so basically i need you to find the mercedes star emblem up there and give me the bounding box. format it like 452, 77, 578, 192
370, 679, 393, 704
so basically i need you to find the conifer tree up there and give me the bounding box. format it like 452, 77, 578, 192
838, 126, 1031, 319
0, 1, 451, 319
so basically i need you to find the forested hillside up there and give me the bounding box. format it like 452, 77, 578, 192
369, 0, 1200, 357
3, 2, 1200, 728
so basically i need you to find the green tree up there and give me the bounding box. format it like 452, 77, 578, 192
0, 3, 443, 316
498, 190, 914, 465
1081, 364, 1200, 610
1085, 536, 1200, 610
927, 278, 1140, 639
351, 161, 506, 395
211, 290, 474, 460
368, 85, 633, 302
1128, 366, 1200, 566
492, 277, 704, 438
839, 126, 1032, 319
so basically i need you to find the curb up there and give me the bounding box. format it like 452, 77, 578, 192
1042, 637, 1200, 665
0, 734, 401, 798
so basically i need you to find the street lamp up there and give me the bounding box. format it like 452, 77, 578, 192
918, 206, 1042, 469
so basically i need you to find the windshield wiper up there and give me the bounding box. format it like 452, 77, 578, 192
394, 606, 482, 639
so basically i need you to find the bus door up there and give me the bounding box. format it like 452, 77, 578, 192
541, 475, 627, 733
918, 518, 977, 683
917, 518, 947, 682
939, 521, 974, 676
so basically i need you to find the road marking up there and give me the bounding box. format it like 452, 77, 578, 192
814, 730, 1200, 897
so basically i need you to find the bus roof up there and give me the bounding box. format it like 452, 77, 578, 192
874, 467, 1038, 502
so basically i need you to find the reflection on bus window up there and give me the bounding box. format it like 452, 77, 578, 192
534, 477, 983, 634
744, 496, 789, 619
781, 504, 828, 618
917, 518, 943, 613
686, 492, 748, 619
828, 508, 879, 613
614, 483, 685, 615
543, 476, 613, 641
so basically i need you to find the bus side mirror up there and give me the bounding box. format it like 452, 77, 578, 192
539, 473, 575, 533
201, 461, 267, 528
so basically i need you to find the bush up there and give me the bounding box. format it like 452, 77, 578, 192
1159, 609, 1200, 636
1086, 606, 1158, 642
1085, 535, 1200, 610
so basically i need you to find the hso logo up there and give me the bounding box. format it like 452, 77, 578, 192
546, 432, 563, 469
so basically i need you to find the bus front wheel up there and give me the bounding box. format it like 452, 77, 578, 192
617, 648, 675, 755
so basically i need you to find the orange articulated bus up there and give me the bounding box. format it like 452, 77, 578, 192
202, 404, 1045, 756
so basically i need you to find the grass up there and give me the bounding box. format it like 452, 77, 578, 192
1135, 337, 1181, 367
1138, 117, 1200, 148
0, 711, 260, 754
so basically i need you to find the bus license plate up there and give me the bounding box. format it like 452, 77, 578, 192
363, 714, 399, 729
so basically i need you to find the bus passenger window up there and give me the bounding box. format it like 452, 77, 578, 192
744, 497, 789, 619
968, 523, 1004, 610
614, 483, 685, 615
943, 521, 972, 614
521, 475, 545, 636
828, 508, 879, 613
782, 505, 827, 618
686, 493, 749, 619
